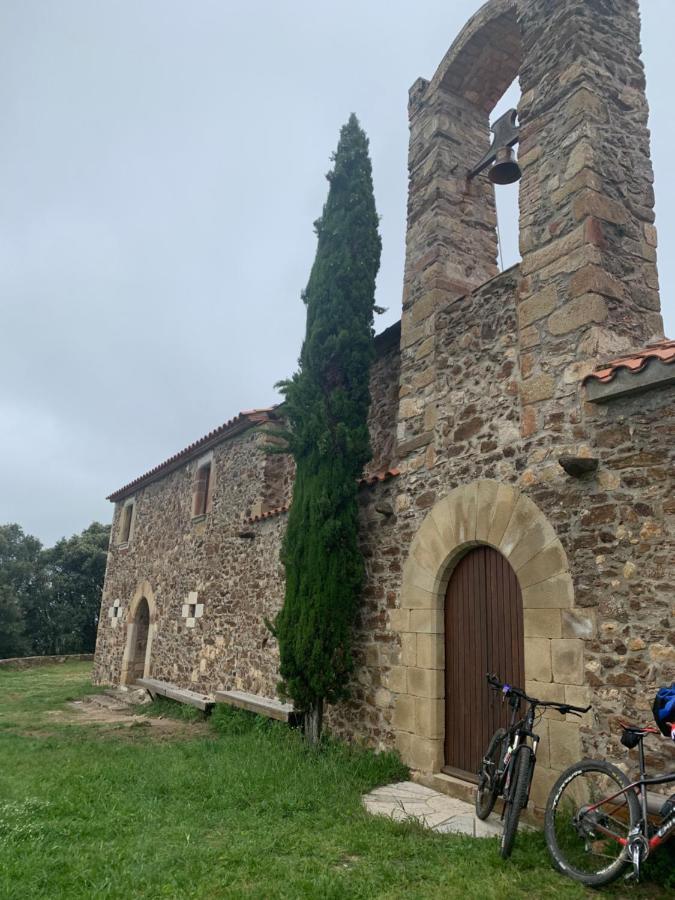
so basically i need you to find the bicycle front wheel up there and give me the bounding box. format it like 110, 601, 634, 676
500, 745, 533, 859
476, 727, 507, 820
544, 759, 640, 887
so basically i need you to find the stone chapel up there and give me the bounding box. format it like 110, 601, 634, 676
94, 0, 674, 810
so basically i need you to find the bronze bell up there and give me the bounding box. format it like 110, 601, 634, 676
488, 146, 522, 185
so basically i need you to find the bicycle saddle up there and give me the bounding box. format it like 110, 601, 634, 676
618, 721, 660, 749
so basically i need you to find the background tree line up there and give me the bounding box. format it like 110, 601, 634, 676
0, 521, 110, 659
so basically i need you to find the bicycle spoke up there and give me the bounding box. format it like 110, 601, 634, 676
551, 769, 631, 876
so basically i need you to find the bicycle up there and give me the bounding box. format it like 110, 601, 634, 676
475, 673, 591, 859
545, 719, 675, 886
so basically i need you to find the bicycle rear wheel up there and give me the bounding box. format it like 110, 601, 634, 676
544, 759, 640, 887
476, 727, 507, 820
500, 745, 532, 859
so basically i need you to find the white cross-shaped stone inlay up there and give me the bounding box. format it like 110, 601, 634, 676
108, 599, 122, 629
181, 591, 204, 628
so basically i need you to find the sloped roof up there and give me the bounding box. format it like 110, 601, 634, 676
583, 339, 675, 384
107, 408, 279, 501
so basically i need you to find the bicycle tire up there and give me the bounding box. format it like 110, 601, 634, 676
500, 745, 532, 859
544, 759, 640, 888
476, 727, 507, 820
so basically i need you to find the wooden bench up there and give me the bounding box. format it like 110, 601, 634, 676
136, 677, 214, 712
214, 689, 298, 724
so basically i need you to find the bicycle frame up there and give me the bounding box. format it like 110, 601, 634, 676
580, 772, 675, 852
497, 692, 540, 805
576, 728, 675, 872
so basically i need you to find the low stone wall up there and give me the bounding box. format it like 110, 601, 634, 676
0, 653, 94, 670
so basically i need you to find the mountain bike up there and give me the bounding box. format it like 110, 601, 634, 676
475, 673, 591, 859
545, 720, 675, 887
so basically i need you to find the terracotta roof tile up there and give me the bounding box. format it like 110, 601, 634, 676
243, 468, 401, 526
358, 467, 401, 487
245, 505, 290, 525
107, 407, 280, 501
583, 339, 675, 385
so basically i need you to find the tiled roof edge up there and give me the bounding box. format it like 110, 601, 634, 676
583, 339, 675, 385
107, 407, 280, 502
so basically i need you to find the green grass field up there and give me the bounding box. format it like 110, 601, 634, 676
0, 662, 670, 899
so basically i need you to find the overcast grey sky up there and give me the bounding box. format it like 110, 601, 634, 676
1, 1, 673, 546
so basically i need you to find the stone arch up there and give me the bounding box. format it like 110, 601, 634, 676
120, 580, 158, 685
428, 0, 521, 113
392, 480, 585, 809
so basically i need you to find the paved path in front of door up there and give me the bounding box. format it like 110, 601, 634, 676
363, 781, 502, 838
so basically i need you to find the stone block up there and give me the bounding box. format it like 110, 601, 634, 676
415, 697, 444, 740
548, 293, 608, 336
389, 608, 410, 632
486, 483, 520, 547
386, 666, 407, 694
521, 373, 555, 404
392, 694, 416, 732
529, 765, 559, 810
522, 573, 574, 609
518, 286, 557, 328
534, 717, 551, 769
551, 639, 584, 686
548, 720, 582, 769
400, 580, 436, 611
570, 265, 624, 300
401, 559, 436, 599
572, 190, 628, 225
475, 479, 501, 543
395, 730, 413, 760
564, 685, 592, 726
410, 519, 450, 582
407, 667, 444, 699
524, 609, 562, 639
519, 325, 539, 349
499, 494, 555, 566
416, 633, 444, 670
406, 735, 444, 772
429, 498, 459, 553
450, 482, 477, 545
517, 541, 568, 589
400, 633, 417, 667
521, 223, 585, 277
374, 687, 392, 709
561, 609, 596, 640
525, 638, 552, 683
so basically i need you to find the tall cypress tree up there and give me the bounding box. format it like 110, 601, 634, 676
274, 114, 382, 743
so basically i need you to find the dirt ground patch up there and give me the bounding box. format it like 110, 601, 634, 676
47, 691, 211, 740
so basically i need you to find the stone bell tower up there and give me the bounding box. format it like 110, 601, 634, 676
396, 0, 664, 465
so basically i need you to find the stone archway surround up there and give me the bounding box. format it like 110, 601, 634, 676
390, 479, 589, 809
120, 580, 158, 685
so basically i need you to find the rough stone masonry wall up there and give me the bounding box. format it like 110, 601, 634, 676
93, 427, 291, 693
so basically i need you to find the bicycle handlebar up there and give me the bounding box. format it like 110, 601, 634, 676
486, 672, 591, 716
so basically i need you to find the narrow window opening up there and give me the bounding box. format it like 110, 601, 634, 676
192, 462, 212, 518
491, 79, 522, 272
120, 503, 134, 543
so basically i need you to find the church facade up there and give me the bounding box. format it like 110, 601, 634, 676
94, 0, 674, 809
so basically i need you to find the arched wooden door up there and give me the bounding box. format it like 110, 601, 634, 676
127, 597, 150, 684
444, 546, 524, 779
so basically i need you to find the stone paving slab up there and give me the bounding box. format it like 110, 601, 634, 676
363, 780, 503, 838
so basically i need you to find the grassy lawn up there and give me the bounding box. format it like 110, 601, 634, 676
0, 663, 670, 899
